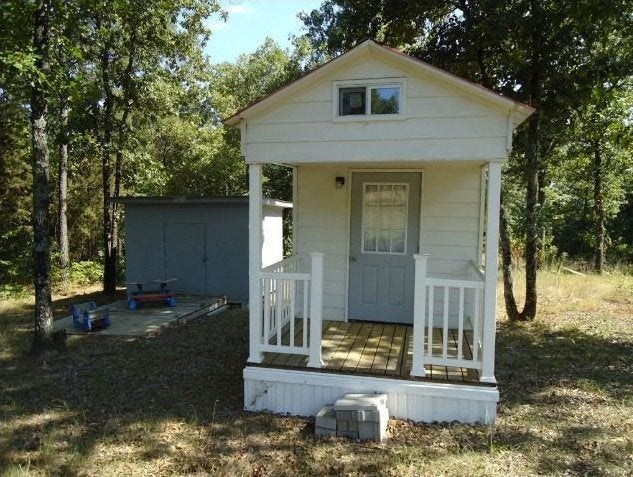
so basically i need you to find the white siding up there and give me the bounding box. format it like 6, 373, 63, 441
422, 163, 481, 277
295, 165, 349, 321
244, 367, 498, 424
261, 205, 284, 268
295, 163, 482, 321
245, 51, 509, 164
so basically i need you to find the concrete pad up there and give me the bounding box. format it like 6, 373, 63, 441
53, 295, 227, 336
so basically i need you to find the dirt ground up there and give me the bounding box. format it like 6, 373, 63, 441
1, 273, 632, 476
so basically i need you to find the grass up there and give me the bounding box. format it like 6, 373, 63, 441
1, 272, 632, 476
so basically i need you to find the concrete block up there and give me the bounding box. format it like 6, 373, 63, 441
332, 393, 390, 441
315, 426, 337, 438
333, 393, 388, 411
338, 430, 359, 440
358, 408, 389, 441
315, 405, 337, 431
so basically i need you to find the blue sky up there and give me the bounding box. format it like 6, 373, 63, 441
205, 0, 323, 63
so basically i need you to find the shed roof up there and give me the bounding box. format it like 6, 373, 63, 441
224, 39, 534, 127
114, 196, 293, 208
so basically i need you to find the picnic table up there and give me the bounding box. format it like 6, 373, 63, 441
126, 278, 178, 310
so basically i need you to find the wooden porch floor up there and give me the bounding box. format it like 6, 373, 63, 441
260, 320, 480, 383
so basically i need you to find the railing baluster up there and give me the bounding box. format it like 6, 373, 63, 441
457, 287, 464, 359
276, 278, 283, 345
442, 286, 449, 358
473, 286, 481, 361
289, 280, 296, 346
263, 278, 271, 345
427, 285, 434, 357
303, 280, 309, 348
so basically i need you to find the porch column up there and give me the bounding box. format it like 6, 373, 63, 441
480, 161, 502, 383
308, 252, 324, 368
248, 163, 263, 363
411, 254, 429, 377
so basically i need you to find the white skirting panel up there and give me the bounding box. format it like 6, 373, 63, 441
243, 366, 498, 425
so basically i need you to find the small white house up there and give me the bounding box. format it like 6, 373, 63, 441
225, 40, 534, 424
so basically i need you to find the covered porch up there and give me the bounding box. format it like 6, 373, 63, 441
247, 161, 502, 386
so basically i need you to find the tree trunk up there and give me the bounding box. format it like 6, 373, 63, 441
31, 0, 54, 353
499, 193, 520, 319
57, 98, 69, 278
522, 109, 540, 320
111, 28, 137, 282
100, 39, 117, 294
501, 4, 542, 322
592, 144, 605, 273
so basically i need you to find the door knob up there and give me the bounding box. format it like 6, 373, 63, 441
349, 256, 357, 262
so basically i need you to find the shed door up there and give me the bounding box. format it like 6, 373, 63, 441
348, 172, 421, 323
164, 223, 206, 295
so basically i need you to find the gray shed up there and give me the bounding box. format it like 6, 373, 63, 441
118, 197, 291, 304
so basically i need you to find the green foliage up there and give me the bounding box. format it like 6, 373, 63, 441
51, 259, 103, 286
1, 1, 309, 288
0, 93, 32, 284
543, 85, 633, 262
300, 0, 633, 271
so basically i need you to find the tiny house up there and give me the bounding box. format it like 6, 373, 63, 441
119, 197, 291, 304
225, 40, 534, 423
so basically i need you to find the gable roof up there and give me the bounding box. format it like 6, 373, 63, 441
224, 39, 534, 127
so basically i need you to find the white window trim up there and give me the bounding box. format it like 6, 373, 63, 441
332, 78, 407, 122
360, 182, 409, 255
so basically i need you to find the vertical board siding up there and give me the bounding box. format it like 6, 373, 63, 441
244, 367, 498, 424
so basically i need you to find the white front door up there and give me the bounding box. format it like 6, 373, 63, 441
348, 172, 421, 323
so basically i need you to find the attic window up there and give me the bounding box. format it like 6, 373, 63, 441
339, 87, 366, 115
336, 82, 403, 118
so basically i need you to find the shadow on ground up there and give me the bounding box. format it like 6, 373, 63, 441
1, 298, 632, 475
497, 320, 633, 405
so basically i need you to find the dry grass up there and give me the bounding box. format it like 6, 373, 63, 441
1, 273, 632, 476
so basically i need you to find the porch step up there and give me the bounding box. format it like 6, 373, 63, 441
315, 393, 389, 441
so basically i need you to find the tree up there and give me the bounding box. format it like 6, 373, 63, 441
30, 0, 55, 352
545, 85, 633, 272
300, 0, 633, 320
79, 0, 220, 293
209, 38, 306, 201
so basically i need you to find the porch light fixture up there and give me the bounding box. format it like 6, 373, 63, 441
335, 176, 345, 189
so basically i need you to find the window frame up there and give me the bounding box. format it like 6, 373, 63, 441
332, 78, 406, 122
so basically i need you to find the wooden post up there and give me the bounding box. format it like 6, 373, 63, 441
308, 252, 324, 368
248, 163, 263, 363
481, 161, 502, 383
411, 254, 429, 377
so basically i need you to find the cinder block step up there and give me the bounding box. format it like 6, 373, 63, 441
315, 405, 337, 437
314, 393, 390, 441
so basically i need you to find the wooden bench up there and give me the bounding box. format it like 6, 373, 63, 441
127, 292, 177, 310
72, 302, 111, 332
126, 279, 178, 310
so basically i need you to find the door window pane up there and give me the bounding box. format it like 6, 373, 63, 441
362, 183, 409, 254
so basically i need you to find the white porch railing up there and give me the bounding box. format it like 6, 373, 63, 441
411, 255, 486, 378
256, 252, 324, 367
